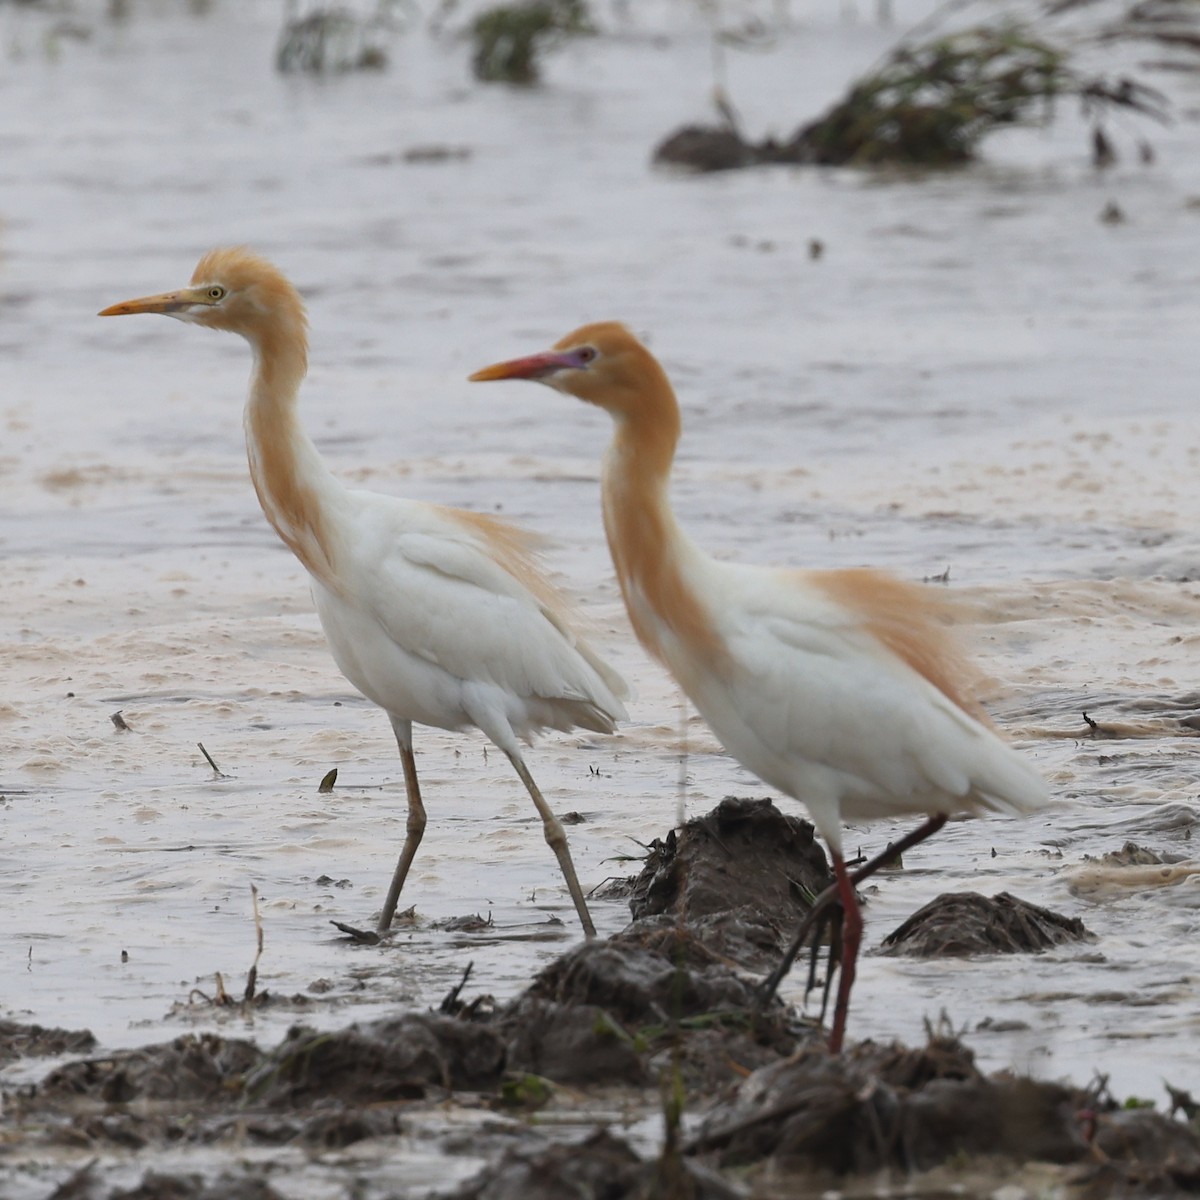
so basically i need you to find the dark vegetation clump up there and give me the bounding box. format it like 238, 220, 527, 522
471, 0, 591, 84
655, 22, 1167, 171
795, 25, 1123, 166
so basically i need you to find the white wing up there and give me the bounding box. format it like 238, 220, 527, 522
680, 562, 1046, 827
317, 492, 627, 739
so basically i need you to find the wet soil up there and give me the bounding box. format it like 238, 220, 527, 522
5, 801, 1198, 1199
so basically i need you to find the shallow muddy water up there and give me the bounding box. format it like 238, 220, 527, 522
2, 0, 1200, 1187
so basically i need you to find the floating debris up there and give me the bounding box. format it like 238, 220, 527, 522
196, 741, 229, 778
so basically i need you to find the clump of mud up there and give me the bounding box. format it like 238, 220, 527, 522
694, 1035, 1084, 1172
443, 1127, 741, 1200
0, 1020, 95, 1066
4, 800, 1198, 1199
616, 795, 832, 970
38, 1033, 261, 1107
46, 1163, 287, 1200
693, 1032, 1200, 1194
503, 936, 797, 1093
246, 1013, 506, 1106
881, 891, 1092, 957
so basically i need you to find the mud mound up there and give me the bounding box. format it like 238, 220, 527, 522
444, 1127, 742, 1200
247, 1014, 505, 1106
444, 1128, 643, 1199
522, 939, 758, 1023
623, 795, 831, 969
49, 1163, 287, 1199
653, 125, 759, 172
695, 1034, 1200, 1191
694, 1035, 1085, 1172
37, 1033, 261, 1106
503, 993, 647, 1085
881, 891, 1091, 957
0, 1019, 95, 1066
502, 796, 831, 1088
502, 938, 796, 1087
1080, 1108, 1200, 1197
32, 1017, 506, 1116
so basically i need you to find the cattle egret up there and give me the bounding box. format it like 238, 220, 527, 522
99, 251, 627, 938
470, 322, 1047, 1049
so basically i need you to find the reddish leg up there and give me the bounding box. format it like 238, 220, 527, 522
757, 813, 949, 1014
828, 852, 864, 1053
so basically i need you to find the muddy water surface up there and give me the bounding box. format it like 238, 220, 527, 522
2, 0, 1199, 1169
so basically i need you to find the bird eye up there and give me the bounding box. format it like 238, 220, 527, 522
576, 346, 596, 364
207, 286, 226, 301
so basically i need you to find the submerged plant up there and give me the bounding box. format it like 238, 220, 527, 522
471, 0, 591, 84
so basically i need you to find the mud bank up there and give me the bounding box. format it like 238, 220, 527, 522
3, 801, 1196, 1199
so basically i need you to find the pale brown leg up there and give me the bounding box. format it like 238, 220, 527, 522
378, 720, 426, 933
506, 750, 597, 939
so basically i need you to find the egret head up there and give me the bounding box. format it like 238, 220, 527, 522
469, 321, 674, 423
99, 247, 307, 340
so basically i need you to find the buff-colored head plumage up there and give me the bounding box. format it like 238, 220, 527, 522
470, 320, 679, 435
187, 247, 308, 339
546, 322, 671, 417
101, 246, 308, 361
